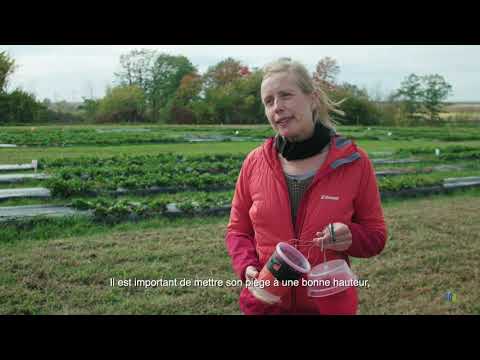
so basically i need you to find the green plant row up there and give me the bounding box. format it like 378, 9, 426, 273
395, 145, 480, 156
66, 173, 458, 224
377, 174, 444, 192
41, 154, 246, 197
46, 172, 238, 198
0, 127, 270, 147
42, 153, 478, 198
338, 126, 480, 142
39, 153, 247, 169
70, 191, 234, 224
3, 125, 480, 147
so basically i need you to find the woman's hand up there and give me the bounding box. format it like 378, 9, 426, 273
313, 222, 352, 252
245, 265, 278, 305
245, 266, 259, 282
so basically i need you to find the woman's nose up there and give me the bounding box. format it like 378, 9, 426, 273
273, 98, 285, 113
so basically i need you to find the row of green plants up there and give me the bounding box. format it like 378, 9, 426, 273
46, 172, 238, 198
377, 174, 443, 192
70, 191, 234, 224
3, 124, 480, 147
39, 150, 479, 198
65, 171, 475, 224
395, 145, 480, 156
339, 126, 480, 142
39, 153, 246, 169
0, 127, 247, 146
38, 146, 478, 172
439, 151, 480, 161
394, 146, 480, 161
42, 153, 244, 197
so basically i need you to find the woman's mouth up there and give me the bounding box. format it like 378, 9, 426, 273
276, 117, 293, 128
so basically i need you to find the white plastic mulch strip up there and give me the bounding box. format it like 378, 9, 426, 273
0, 173, 50, 183
0, 205, 91, 222
0, 187, 51, 200
0, 164, 35, 171
372, 159, 420, 165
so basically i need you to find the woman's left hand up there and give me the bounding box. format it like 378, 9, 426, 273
313, 222, 352, 252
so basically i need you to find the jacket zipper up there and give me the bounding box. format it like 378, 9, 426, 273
290, 175, 321, 314
291, 166, 334, 313
283, 167, 331, 313
276, 169, 300, 313
285, 178, 298, 313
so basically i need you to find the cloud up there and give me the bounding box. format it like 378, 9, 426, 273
1, 45, 479, 101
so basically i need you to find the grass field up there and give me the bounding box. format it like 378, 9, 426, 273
1, 124, 479, 315
1, 190, 479, 314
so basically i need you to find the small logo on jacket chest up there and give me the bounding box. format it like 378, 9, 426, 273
320, 195, 340, 201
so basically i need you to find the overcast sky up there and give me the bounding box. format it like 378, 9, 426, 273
1, 45, 479, 102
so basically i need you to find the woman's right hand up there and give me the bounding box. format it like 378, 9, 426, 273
245, 266, 278, 306
245, 266, 259, 282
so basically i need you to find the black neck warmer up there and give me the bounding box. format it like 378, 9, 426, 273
275, 122, 333, 161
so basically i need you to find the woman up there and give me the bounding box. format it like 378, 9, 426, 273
225, 58, 387, 315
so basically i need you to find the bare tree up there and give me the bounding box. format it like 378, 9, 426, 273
312, 56, 340, 91
0, 51, 17, 93
114, 49, 157, 92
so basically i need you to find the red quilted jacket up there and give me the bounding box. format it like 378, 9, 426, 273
225, 135, 387, 314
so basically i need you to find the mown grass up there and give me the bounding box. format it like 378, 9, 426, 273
0, 216, 237, 314
4, 139, 480, 164
354, 191, 480, 315
1, 189, 480, 314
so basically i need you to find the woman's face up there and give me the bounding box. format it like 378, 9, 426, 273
261, 72, 315, 141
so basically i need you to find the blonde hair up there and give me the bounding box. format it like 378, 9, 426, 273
262, 57, 345, 131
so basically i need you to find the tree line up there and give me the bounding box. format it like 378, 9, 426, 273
0, 50, 453, 126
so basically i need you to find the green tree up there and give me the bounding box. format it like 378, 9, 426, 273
175, 72, 203, 104
337, 82, 368, 98
0, 89, 46, 124
148, 54, 197, 121
393, 73, 423, 120
203, 85, 236, 124
96, 85, 147, 123
394, 73, 452, 123
0, 51, 17, 93
199, 67, 264, 124
331, 84, 382, 126
165, 72, 203, 124
78, 97, 101, 122
229, 68, 264, 123
420, 74, 452, 122
202, 58, 243, 90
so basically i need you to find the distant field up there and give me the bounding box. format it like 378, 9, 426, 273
444, 102, 480, 112
2, 123, 480, 163
440, 112, 480, 122
440, 102, 480, 122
